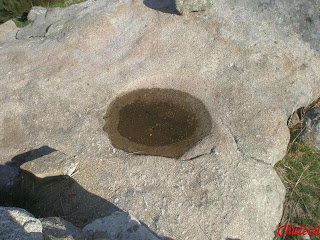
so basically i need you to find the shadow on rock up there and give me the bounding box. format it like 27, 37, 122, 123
1, 147, 120, 228
11, 145, 57, 166
0, 146, 56, 187
0, 147, 172, 239
143, 0, 179, 15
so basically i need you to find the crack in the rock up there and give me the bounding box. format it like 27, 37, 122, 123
223, 122, 272, 167
180, 153, 207, 162
179, 146, 216, 162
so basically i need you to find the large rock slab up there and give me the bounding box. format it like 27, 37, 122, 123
0, 0, 320, 239
0, 207, 43, 240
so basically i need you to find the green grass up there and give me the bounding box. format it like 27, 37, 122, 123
48, 0, 86, 8
13, 18, 31, 28
274, 99, 320, 240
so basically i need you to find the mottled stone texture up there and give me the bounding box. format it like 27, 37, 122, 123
20, 150, 77, 178
41, 217, 88, 240
83, 211, 160, 240
175, 0, 215, 14
0, 207, 43, 240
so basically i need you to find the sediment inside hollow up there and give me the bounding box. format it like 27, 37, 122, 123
104, 88, 212, 158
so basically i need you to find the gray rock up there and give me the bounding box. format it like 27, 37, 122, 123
20, 150, 77, 178
16, 5, 83, 39
0, 0, 320, 239
0, 20, 17, 35
288, 110, 301, 128
0, 207, 43, 240
91, 231, 111, 240
27, 6, 48, 21
41, 217, 88, 240
0, 20, 18, 43
301, 108, 320, 149
175, 0, 214, 14
83, 211, 159, 240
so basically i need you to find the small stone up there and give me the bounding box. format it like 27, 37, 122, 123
302, 232, 311, 239
175, 0, 215, 15
20, 150, 77, 178
27, 7, 47, 21
287, 110, 300, 128
41, 217, 88, 240
301, 108, 320, 149
0, 207, 43, 240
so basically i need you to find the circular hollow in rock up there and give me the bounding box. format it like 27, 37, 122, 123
104, 88, 212, 158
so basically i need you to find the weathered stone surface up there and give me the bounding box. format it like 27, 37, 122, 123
91, 231, 111, 240
0, 0, 320, 239
175, 0, 214, 14
0, 20, 16, 34
0, 207, 43, 240
0, 20, 17, 42
17, 5, 83, 39
20, 150, 77, 178
301, 108, 320, 149
83, 211, 159, 240
27, 6, 47, 21
41, 217, 88, 240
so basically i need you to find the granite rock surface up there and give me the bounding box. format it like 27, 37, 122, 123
20, 150, 77, 178
41, 217, 88, 240
0, 207, 43, 240
83, 211, 160, 240
0, 0, 320, 239
175, 0, 215, 14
